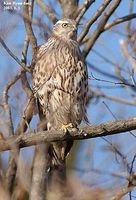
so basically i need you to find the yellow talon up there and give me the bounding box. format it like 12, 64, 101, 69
61, 123, 73, 133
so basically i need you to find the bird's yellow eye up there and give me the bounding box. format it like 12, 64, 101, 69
62, 23, 68, 28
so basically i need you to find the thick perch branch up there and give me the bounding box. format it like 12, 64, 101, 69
1, 117, 136, 152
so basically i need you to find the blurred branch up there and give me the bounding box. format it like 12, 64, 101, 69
36, 0, 57, 23
3, 74, 22, 137
75, 0, 95, 23
111, 173, 136, 200
23, 0, 37, 56
3, 73, 21, 193
94, 91, 136, 105
21, 35, 29, 64
104, 13, 136, 31
120, 39, 136, 71
0, 36, 30, 72
82, 0, 121, 57
0, 117, 136, 151
58, 0, 78, 18
29, 144, 50, 200
126, 0, 134, 36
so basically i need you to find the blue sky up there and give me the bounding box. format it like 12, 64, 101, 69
0, 0, 136, 197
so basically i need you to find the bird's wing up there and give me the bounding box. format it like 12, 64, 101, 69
32, 40, 60, 116
32, 42, 55, 93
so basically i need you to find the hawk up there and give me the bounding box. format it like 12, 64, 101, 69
32, 18, 88, 174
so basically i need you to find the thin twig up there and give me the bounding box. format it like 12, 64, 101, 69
87, 62, 121, 81
94, 91, 136, 106
89, 72, 135, 88
75, 0, 95, 24
103, 101, 136, 139
130, 154, 136, 174
104, 13, 136, 31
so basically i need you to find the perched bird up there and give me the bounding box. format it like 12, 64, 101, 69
32, 18, 88, 180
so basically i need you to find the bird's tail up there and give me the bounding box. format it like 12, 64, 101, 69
49, 140, 73, 184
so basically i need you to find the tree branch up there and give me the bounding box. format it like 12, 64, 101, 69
0, 36, 30, 72
82, 0, 121, 57
111, 173, 136, 200
104, 13, 136, 31
3, 73, 22, 136
23, 0, 37, 56
3, 73, 21, 193
58, 0, 78, 18
75, 0, 95, 24
36, 0, 57, 24
78, 0, 112, 43
0, 117, 136, 152
94, 91, 136, 106
29, 144, 50, 200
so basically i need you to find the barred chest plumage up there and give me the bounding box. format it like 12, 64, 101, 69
32, 36, 88, 128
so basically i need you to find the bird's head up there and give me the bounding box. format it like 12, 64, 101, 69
52, 19, 77, 40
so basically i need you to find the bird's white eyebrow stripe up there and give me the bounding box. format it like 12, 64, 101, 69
56, 20, 69, 24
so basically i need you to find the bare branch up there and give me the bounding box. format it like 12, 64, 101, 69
0, 117, 136, 152
94, 91, 136, 106
21, 35, 29, 64
75, 0, 95, 24
89, 73, 135, 88
3, 74, 22, 136
126, 0, 134, 36
29, 144, 50, 200
15, 95, 35, 135
87, 62, 121, 81
23, 0, 37, 56
2, 73, 21, 193
2, 74, 20, 155
58, 0, 78, 18
104, 13, 136, 31
111, 173, 136, 200
78, 0, 112, 43
0, 36, 30, 72
36, 0, 57, 23
112, 186, 134, 200
120, 39, 136, 71
15, 3, 36, 136
82, 0, 121, 57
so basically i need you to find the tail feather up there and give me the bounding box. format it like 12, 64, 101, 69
48, 140, 73, 185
